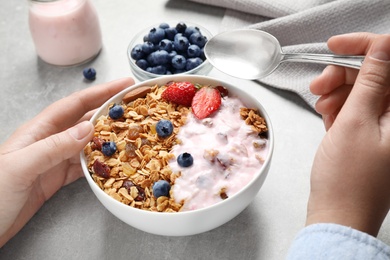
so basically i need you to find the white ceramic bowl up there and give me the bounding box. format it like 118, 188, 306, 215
127, 21, 213, 81
80, 75, 274, 236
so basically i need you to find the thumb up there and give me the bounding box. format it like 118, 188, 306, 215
9, 121, 94, 180
346, 35, 390, 117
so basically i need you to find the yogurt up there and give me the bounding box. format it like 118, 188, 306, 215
170, 97, 269, 211
28, 0, 102, 66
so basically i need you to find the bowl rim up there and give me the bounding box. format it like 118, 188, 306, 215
127, 21, 213, 80
80, 74, 274, 216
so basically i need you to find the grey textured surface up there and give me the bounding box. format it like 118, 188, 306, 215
1, 0, 390, 259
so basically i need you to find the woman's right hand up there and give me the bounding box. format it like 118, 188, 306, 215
310, 33, 381, 130
306, 33, 390, 236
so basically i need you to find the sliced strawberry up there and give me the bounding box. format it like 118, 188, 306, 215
191, 86, 222, 119
161, 81, 197, 107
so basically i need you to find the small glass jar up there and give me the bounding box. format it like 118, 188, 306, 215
28, 0, 102, 66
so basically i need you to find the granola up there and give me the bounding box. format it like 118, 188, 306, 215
83, 82, 268, 212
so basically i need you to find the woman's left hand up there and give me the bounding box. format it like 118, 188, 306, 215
0, 77, 134, 247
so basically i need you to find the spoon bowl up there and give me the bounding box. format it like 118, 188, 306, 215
204, 29, 364, 80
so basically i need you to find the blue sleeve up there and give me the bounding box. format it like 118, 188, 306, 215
286, 223, 390, 259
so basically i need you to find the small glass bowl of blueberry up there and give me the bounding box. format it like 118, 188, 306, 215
127, 21, 213, 81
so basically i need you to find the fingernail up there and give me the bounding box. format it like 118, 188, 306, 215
369, 35, 390, 61
69, 121, 93, 140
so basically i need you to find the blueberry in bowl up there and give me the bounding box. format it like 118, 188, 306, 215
127, 21, 213, 81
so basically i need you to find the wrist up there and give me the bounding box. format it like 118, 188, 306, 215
306, 202, 388, 237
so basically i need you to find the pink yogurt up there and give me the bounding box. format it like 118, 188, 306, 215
28, 0, 102, 66
170, 96, 269, 211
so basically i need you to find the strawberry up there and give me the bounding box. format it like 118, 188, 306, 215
161, 81, 197, 106
191, 86, 222, 119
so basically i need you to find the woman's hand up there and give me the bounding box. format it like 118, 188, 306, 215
0, 77, 134, 247
307, 33, 390, 236
310, 33, 381, 130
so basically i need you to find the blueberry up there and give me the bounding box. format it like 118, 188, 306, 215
131, 44, 145, 60
184, 26, 200, 37
165, 27, 178, 40
175, 22, 187, 33
132, 22, 208, 76
158, 39, 173, 52
187, 44, 201, 58
159, 22, 170, 29
152, 180, 171, 198
200, 48, 206, 60
174, 69, 185, 74
147, 50, 170, 66
155, 119, 173, 138
168, 50, 177, 60
174, 33, 183, 42
177, 152, 194, 167
150, 65, 167, 75
165, 65, 173, 75
164, 62, 173, 72
186, 57, 203, 71
173, 36, 189, 52
136, 59, 149, 70
189, 32, 207, 48
148, 27, 165, 44
146, 54, 154, 66
83, 67, 96, 80
155, 50, 170, 64
108, 104, 124, 119
141, 41, 155, 54
101, 141, 117, 156
171, 55, 187, 70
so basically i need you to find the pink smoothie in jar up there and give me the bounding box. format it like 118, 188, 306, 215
28, 0, 102, 66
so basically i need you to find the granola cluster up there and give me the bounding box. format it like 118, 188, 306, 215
83, 83, 268, 213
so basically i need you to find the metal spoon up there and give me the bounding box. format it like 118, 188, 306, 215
204, 29, 364, 80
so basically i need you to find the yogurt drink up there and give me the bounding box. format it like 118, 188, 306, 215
28, 0, 102, 66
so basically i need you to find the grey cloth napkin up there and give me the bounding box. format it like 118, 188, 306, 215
186, 0, 390, 109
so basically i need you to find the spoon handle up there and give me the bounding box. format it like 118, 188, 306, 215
282, 53, 364, 69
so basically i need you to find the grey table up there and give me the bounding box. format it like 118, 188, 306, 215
1, 1, 390, 259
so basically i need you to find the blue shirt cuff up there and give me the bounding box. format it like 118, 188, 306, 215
286, 223, 390, 259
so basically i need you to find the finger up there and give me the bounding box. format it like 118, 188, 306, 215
315, 84, 353, 115
31, 77, 134, 136
343, 35, 390, 118
75, 109, 98, 125
322, 113, 337, 131
4, 121, 94, 183
63, 164, 85, 187
2, 77, 134, 152
310, 65, 358, 96
328, 32, 379, 55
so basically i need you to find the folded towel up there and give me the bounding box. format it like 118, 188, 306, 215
187, 0, 390, 109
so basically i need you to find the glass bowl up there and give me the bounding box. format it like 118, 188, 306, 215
127, 21, 213, 81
